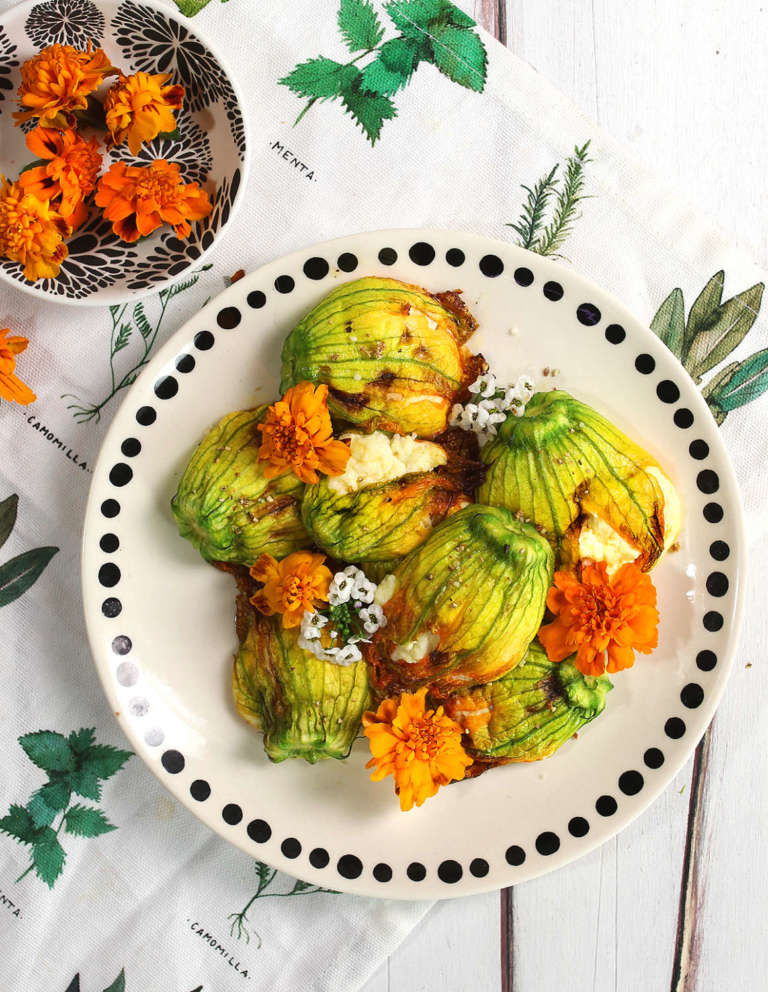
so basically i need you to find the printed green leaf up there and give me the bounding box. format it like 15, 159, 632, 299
338, 0, 384, 52
32, 828, 66, 888
80, 743, 133, 781
103, 970, 126, 992
27, 792, 59, 829
65, 976, 81, 992
68, 728, 96, 755
386, 0, 475, 36
682, 270, 724, 363
340, 78, 397, 144
279, 57, 357, 100
651, 287, 686, 359
113, 322, 132, 355
702, 348, 768, 413
361, 36, 422, 95
69, 768, 102, 801
0, 804, 36, 844
428, 23, 487, 92
0, 546, 59, 607
64, 804, 116, 838
686, 282, 764, 381
508, 166, 559, 249
33, 779, 72, 814
133, 303, 153, 340
173, 0, 214, 13
19, 731, 75, 773
0, 494, 18, 551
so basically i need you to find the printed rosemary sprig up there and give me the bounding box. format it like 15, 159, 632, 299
280, 0, 487, 145
507, 141, 592, 259
61, 265, 212, 424
0, 493, 58, 608
0, 729, 132, 889
228, 861, 338, 944
650, 271, 768, 425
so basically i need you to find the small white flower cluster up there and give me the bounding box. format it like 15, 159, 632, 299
449, 372, 535, 446
298, 565, 386, 666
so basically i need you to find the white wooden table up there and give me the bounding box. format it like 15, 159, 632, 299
362, 3, 767, 989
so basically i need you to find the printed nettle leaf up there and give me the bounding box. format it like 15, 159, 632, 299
651, 287, 686, 359
685, 281, 764, 382
0, 804, 36, 845
31, 827, 66, 888
386, 0, 476, 36
338, 0, 384, 52
341, 76, 397, 144
19, 731, 75, 774
64, 804, 116, 838
0, 494, 18, 551
428, 22, 487, 92
0, 546, 59, 608
361, 36, 423, 95
279, 57, 359, 101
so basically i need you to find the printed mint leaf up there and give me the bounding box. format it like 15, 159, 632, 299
103, 970, 125, 992
69, 768, 102, 801
33, 779, 72, 814
280, 57, 358, 100
32, 827, 66, 888
686, 282, 764, 382
68, 728, 96, 755
386, 0, 475, 36
341, 79, 397, 145
0, 804, 36, 844
0, 494, 18, 551
338, 0, 384, 52
80, 743, 133, 781
361, 36, 422, 95
683, 270, 724, 363
19, 730, 75, 773
27, 792, 58, 829
428, 23, 487, 92
64, 804, 116, 838
651, 287, 686, 359
0, 546, 59, 607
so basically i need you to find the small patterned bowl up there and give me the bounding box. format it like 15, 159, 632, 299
0, 0, 248, 305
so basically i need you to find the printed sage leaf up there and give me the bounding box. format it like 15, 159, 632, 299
0, 546, 58, 607
64, 805, 116, 838
341, 78, 397, 144
0, 804, 36, 845
682, 270, 724, 363
702, 348, 768, 413
32, 827, 66, 887
19, 731, 75, 774
651, 287, 686, 359
64, 976, 81, 992
428, 22, 487, 92
0, 493, 18, 551
686, 282, 764, 382
338, 0, 384, 52
361, 36, 423, 95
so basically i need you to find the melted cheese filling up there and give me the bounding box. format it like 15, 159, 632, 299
391, 630, 440, 665
327, 431, 447, 495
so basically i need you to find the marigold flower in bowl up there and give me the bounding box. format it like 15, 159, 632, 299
363, 687, 473, 811
257, 382, 351, 484
14, 42, 116, 128
0, 176, 70, 281
0, 328, 36, 406
538, 561, 659, 676
249, 551, 333, 629
94, 159, 212, 243
105, 71, 184, 155
18, 126, 101, 230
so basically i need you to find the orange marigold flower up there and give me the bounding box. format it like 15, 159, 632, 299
538, 561, 659, 677
14, 42, 116, 129
94, 159, 211, 243
249, 551, 332, 629
363, 688, 473, 812
104, 71, 184, 155
18, 126, 101, 229
257, 382, 351, 484
0, 328, 36, 406
0, 176, 69, 281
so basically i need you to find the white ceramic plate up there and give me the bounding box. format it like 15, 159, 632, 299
0, 0, 247, 305
82, 230, 746, 899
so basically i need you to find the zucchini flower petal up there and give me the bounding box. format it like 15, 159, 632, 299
171, 407, 309, 565
444, 639, 612, 766
477, 390, 681, 571
280, 276, 485, 437
365, 504, 554, 696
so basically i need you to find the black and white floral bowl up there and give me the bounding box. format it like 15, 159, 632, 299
0, 0, 248, 305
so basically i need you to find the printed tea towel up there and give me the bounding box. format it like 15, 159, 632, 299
1, 1, 767, 991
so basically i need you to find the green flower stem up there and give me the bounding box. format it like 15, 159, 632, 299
13, 863, 33, 884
